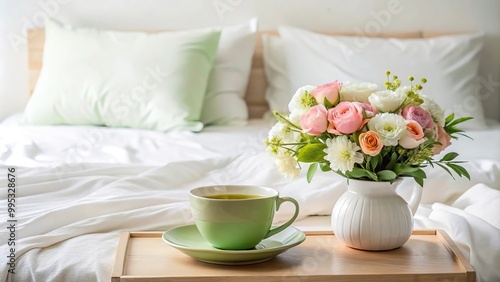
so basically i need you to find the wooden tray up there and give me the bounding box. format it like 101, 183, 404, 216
111, 229, 475, 282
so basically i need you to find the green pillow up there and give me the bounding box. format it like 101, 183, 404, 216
22, 20, 220, 132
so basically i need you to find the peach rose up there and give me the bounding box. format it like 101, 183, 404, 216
300, 104, 328, 136
311, 81, 341, 105
399, 120, 426, 149
433, 126, 452, 155
327, 102, 364, 134
359, 131, 383, 156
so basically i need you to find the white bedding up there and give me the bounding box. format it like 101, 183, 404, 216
1, 115, 500, 281
0, 113, 272, 166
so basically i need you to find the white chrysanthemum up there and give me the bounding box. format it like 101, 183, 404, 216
276, 153, 300, 178
368, 113, 407, 146
368, 89, 406, 112
323, 136, 363, 173
268, 122, 300, 143
288, 111, 301, 125
420, 94, 445, 127
340, 81, 378, 103
288, 85, 316, 115
268, 122, 285, 139
266, 122, 301, 155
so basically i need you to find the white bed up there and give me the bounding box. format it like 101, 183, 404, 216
1, 114, 500, 281
1, 2, 500, 281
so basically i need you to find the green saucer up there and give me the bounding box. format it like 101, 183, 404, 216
162, 224, 306, 265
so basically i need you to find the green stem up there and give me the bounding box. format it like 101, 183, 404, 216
274, 111, 302, 131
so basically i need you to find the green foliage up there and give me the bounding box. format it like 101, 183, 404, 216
307, 163, 318, 183
297, 143, 327, 163
345, 167, 377, 181
377, 170, 397, 181
444, 113, 474, 140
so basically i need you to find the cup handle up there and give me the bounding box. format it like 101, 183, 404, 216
263, 196, 300, 239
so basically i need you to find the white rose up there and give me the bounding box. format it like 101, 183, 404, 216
368, 90, 406, 112
368, 113, 407, 146
340, 81, 378, 103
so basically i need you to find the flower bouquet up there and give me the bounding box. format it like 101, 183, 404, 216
265, 72, 471, 187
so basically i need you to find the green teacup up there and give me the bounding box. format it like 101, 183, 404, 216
189, 185, 300, 250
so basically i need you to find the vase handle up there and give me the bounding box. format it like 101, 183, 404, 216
406, 181, 423, 215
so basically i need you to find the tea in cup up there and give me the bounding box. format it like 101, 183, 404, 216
189, 185, 299, 250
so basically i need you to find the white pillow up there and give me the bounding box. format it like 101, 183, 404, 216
22, 20, 220, 132
201, 19, 258, 125
263, 32, 418, 115
262, 34, 290, 115
276, 26, 486, 129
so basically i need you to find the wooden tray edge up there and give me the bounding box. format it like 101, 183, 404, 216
119, 229, 440, 237
304, 229, 438, 236
111, 232, 132, 281
436, 229, 476, 282
112, 229, 475, 281
112, 231, 168, 280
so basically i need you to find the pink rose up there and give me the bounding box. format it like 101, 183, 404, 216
311, 81, 341, 105
402, 106, 434, 129
399, 120, 426, 149
327, 102, 364, 134
433, 126, 452, 155
300, 105, 328, 136
355, 102, 377, 118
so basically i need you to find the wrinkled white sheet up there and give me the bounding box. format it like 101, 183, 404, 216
0, 116, 499, 281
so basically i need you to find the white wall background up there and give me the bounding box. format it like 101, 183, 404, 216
1, 0, 499, 121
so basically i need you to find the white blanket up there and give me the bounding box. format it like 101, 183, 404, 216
1, 117, 500, 281
414, 184, 500, 282
1, 154, 499, 281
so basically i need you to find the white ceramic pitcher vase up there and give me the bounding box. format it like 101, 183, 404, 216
331, 178, 422, 251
